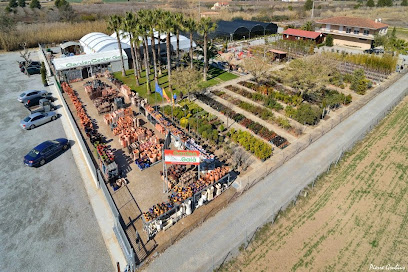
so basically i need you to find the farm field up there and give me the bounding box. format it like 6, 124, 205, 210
220, 95, 408, 272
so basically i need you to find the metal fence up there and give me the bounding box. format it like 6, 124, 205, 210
212, 72, 408, 271
38, 44, 137, 271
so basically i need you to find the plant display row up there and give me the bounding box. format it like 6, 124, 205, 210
285, 104, 322, 126
235, 82, 302, 107
302, 88, 352, 108
228, 128, 273, 160
329, 52, 398, 75
212, 90, 293, 132
196, 94, 290, 149
161, 102, 224, 144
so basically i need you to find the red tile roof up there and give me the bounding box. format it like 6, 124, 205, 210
315, 17, 388, 29
282, 28, 321, 39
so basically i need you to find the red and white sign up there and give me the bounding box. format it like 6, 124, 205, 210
164, 150, 200, 165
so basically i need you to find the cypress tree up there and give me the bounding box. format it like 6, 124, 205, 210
402, 0, 408, 6
304, 0, 313, 10
18, 0, 25, 7
29, 0, 40, 8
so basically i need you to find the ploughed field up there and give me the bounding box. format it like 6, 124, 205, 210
221, 96, 408, 271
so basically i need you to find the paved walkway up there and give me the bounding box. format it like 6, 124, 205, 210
144, 74, 408, 272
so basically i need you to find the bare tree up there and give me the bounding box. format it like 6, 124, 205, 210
19, 42, 32, 77
231, 145, 252, 172
242, 55, 271, 83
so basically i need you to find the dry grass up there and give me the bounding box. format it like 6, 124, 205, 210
0, 20, 108, 51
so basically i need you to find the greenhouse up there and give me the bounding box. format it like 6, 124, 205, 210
213, 19, 278, 40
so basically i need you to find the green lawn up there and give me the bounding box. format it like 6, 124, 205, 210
113, 65, 238, 105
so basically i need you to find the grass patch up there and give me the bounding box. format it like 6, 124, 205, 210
114, 65, 237, 104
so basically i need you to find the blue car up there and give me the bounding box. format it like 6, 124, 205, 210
24, 138, 70, 167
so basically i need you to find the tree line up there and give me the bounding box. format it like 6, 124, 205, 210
107, 10, 217, 97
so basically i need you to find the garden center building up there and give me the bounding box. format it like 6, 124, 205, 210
52, 32, 131, 82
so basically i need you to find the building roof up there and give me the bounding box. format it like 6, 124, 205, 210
53, 49, 128, 71
282, 28, 321, 39
79, 32, 130, 54
60, 41, 80, 49
269, 49, 287, 55
213, 19, 278, 38
315, 17, 388, 29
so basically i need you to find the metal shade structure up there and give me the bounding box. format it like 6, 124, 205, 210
212, 19, 278, 40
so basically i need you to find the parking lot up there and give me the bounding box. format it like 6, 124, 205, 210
0, 52, 113, 271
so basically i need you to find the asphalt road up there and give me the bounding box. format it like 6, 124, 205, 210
144, 74, 408, 271
0, 52, 113, 271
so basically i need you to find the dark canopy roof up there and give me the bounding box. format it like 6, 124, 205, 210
212, 19, 278, 39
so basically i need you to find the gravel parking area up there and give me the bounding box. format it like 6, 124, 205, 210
0, 52, 113, 271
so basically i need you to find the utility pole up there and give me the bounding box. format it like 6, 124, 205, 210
311, 1, 315, 19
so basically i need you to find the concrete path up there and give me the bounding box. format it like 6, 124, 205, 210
144, 73, 408, 272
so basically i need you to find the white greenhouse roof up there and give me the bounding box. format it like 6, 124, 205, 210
79, 32, 130, 54
53, 50, 128, 71
111, 31, 195, 51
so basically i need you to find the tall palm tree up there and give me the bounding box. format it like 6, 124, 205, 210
137, 10, 151, 94
162, 11, 175, 90
155, 9, 164, 76
184, 17, 197, 69
173, 12, 184, 70
197, 17, 216, 81
145, 9, 159, 84
123, 12, 139, 86
107, 15, 126, 77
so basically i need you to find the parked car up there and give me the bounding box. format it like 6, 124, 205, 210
20, 111, 57, 130
18, 90, 48, 102
23, 66, 41, 75
24, 138, 70, 167
24, 97, 47, 109
18, 61, 40, 69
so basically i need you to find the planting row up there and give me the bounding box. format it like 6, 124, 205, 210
162, 102, 225, 145
196, 93, 289, 149
236, 82, 303, 107
212, 90, 294, 132
228, 129, 272, 161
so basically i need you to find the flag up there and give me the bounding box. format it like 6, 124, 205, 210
163, 88, 171, 103
155, 82, 163, 97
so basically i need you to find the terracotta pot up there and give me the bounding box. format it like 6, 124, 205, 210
209, 174, 214, 182
214, 174, 219, 182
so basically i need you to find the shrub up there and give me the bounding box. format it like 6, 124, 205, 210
326, 35, 334, 47
229, 129, 272, 160
350, 69, 369, 94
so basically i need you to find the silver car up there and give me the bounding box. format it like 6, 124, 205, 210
18, 90, 48, 103
20, 112, 57, 130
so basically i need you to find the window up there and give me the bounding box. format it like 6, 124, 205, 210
363, 29, 369, 36
354, 29, 360, 34
346, 27, 352, 33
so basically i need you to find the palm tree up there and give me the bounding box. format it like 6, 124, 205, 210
107, 15, 126, 77
173, 12, 184, 70
123, 12, 139, 86
137, 10, 151, 94
155, 9, 164, 76
184, 17, 197, 69
145, 9, 159, 84
162, 11, 175, 90
197, 17, 216, 81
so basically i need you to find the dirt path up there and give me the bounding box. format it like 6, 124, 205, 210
220, 96, 408, 272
